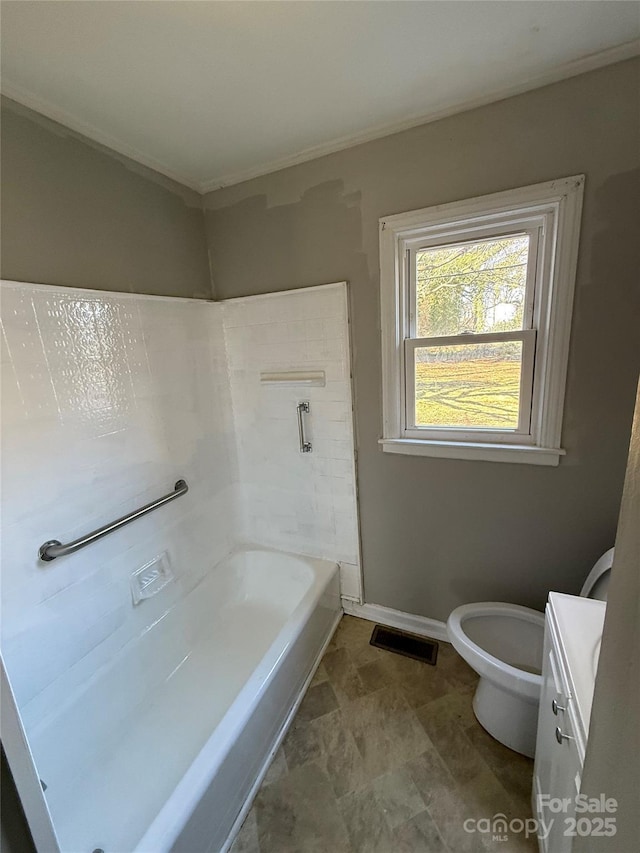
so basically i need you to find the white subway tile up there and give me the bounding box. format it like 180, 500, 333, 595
1, 281, 361, 744
222, 285, 359, 578
1, 283, 239, 726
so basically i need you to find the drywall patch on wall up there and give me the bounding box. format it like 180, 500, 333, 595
0, 99, 212, 299
205, 178, 373, 574
206, 180, 367, 297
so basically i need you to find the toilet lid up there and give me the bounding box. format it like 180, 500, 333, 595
580, 547, 614, 600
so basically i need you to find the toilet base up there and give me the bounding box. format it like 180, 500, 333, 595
472, 676, 540, 758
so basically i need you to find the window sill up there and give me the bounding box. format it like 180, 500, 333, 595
379, 438, 565, 466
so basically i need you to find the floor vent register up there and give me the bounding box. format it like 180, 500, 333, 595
369, 624, 439, 665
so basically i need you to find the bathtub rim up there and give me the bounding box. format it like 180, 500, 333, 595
219, 605, 342, 853
134, 546, 340, 853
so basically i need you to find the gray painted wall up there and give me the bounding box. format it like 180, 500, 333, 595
1, 99, 212, 299
203, 58, 640, 622
0, 100, 213, 853
575, 380, 640, 851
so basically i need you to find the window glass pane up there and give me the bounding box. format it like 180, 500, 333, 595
416, 235, 529, 337
414, 341, 523, 429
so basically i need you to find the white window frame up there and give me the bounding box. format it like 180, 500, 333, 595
379, 175, 585, 465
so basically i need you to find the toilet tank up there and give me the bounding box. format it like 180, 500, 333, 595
580, 547, 614, 601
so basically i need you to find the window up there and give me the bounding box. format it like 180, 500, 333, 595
379, 176, 584, 465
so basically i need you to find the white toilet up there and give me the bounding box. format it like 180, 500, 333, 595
446, 548, 614, 758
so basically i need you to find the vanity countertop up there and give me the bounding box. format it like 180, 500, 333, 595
548, 592, 606, 755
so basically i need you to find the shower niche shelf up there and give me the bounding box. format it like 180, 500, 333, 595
259, 370, 325, 386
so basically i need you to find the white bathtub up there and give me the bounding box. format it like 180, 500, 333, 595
31, 548, 341, 853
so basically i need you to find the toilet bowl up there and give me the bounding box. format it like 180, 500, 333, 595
446, 548, 614, 758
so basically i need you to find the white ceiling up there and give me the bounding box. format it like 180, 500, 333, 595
2, 1, 639, 192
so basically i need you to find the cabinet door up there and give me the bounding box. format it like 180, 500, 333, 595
545, 706, 581, 853
534, 626, 559, 824
534, 622, 581, 853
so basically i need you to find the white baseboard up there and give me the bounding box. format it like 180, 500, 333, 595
342, 600, 449, 643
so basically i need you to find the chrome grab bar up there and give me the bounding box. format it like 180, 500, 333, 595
297, 401, 312, 453
38, 479, 189, 562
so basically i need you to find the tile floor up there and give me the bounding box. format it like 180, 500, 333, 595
231, 616, 538, 853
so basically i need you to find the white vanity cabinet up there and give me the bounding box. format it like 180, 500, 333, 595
533, 593, 606, 853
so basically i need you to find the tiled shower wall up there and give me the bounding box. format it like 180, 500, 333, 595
222, 284, 361, 598
1, 280, 360, 731
1, 281, 238, 727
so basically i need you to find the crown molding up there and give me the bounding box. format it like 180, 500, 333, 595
3, 38, 639, 196
199, 39, 640, 192
198, 39, 640, 194
1, 81, 201, 192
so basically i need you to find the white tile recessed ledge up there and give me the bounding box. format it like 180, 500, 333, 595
259, 370, 326, 386
379, 438, 566, 466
